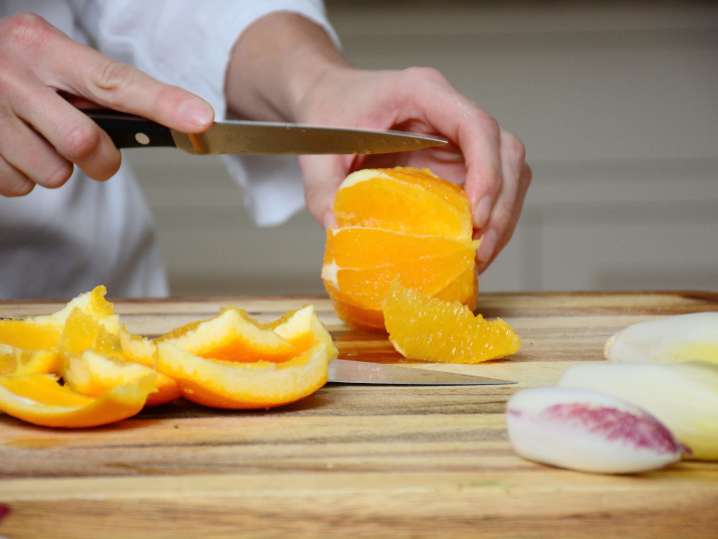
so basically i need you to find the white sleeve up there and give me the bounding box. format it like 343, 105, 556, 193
70, 0, 339, 227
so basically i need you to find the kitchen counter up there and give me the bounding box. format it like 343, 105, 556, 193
1, 292, 717, 538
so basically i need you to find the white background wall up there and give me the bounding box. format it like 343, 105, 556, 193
127, 1, 718, 295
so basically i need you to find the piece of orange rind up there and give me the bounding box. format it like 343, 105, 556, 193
0, 373, 154, 428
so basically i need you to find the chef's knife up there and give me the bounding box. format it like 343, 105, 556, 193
328, 359, 514, 386
85, 109, 448, 155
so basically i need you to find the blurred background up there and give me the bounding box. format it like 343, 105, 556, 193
126, 1, 718, 296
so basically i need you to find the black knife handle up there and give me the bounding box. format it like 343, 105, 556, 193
84, 109, 176, 149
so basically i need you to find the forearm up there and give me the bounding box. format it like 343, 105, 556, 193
225, 12, 348, 122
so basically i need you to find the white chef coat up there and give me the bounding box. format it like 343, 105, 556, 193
0, 0, 336, 299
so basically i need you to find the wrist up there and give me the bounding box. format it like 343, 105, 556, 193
226, 12, 348, 122
286, 54, 350, 122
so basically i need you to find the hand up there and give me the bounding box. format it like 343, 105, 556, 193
0, 13, 213, 197
296, 66, 531, 273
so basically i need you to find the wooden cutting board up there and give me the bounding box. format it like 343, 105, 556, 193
1, 292, 717, 539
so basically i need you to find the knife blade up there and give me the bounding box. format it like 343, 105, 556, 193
328, 359, 514, 386
86, 109, 448, 155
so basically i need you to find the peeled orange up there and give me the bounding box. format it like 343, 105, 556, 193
322, 167, 478, 329
384, 282, 520, 363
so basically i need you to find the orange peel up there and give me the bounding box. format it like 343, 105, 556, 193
158, 306, 316, 362
155, 305, 336, 409
31, 285, 121, 334
60, 309, 180, 407
0, 373, 154, 428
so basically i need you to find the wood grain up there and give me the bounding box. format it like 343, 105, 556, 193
1, 292, 717, 538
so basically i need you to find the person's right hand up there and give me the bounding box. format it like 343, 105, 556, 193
0, 12, 214, 197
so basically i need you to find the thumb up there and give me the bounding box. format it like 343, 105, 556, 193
299, 155, 349, 228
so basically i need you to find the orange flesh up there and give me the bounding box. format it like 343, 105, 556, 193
335, 174, 470, 239
324, 227, 475, 268
384, 283, 520, 363
323, 167, 478, 330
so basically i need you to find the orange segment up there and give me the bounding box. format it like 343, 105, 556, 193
159, 308, 301, 362
384, 283, 520, 363
324, 227, 475, 269
323, 228, 477, 308
0, 344, 60, 376
326, 264, 478, 331
335, 168, 471, 239
434, 265, 478, 310
0, 373, 153, 428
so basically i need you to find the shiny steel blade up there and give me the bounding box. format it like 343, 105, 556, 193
328, 359, 514, 386
171, 121, 448, 155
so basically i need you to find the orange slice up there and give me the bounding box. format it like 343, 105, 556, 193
334, 167, 472, 239
155, 306, 336, 409
158, 307, 304, 362
0, 344, 60, 376
0, 373, 154, 428
384, 282, 520, 363
322, 227, 477, 327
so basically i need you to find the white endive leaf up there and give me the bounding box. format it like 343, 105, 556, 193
605, 312, 718, 365
560, 361, 718, 460
507, 387, 683, 474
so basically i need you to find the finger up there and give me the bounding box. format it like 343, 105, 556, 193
37, 31, 213, 133
0, 106, 73, 188
475, 130, 526, 263
13, 85, 120, 181
299, 154, 352, 228
397, 68, 503, 228
476, 130, 525, 263
0, 155, 35, 197
477, 162, 532, 273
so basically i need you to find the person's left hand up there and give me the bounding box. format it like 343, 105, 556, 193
296, 66, 531, 273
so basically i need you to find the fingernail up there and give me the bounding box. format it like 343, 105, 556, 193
179, 99, 213, 130
473, 196, 492, 229
477, 229, 498, 263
